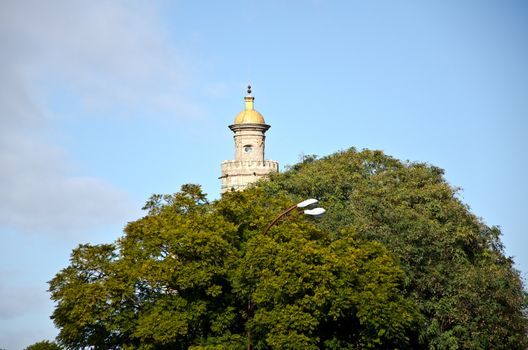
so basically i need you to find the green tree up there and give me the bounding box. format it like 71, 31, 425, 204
24, 340, 62, 350
218, 190, 417, 349
50, 184, 418, 349
261, 148, 528, 349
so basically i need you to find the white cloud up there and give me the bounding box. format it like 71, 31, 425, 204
0, 2, 202, 347
1, 0, 197, 115
0, 63, 134, 234
0, 284, 49, 320
0, 269, 57, 348
0, 327, 58, 350
0, 0, 194, 234
0, 139, 133, 232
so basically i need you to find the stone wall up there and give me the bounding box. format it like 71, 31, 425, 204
221, 160, 279, 193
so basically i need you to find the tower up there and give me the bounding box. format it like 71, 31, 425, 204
220, 85, 279, 193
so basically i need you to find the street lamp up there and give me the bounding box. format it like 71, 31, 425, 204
262, 198, 326, 235
245, 198, 325, 349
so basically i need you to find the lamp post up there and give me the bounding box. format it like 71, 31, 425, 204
262, 198, 326, 236
245, 199, 325, 349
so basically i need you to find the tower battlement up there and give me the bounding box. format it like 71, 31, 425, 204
220, 160, 279, 193
221, 160, 279, 170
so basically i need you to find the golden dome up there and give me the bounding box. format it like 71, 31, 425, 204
233, 85, 266, 124
234, 109, 266, 124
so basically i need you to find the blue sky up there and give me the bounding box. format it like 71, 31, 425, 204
1, 1, 527, 348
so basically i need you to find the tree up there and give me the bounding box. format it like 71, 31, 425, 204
24, 340, 62, 350
50, 184, 418, 349
260, 148, 528, 349
50, 148, 527, 348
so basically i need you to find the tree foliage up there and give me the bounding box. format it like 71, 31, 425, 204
49, 149, 528, 349
24, 340, 63, 350
261, 148, 528, 349
50, 184, 417, 349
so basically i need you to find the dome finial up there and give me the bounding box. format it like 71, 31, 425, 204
244, 81, 255, 111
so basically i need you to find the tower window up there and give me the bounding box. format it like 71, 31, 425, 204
243, 145, 253, 153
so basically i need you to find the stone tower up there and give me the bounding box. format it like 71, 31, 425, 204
220, 85, 278, 193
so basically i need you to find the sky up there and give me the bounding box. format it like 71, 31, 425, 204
0, 0, 527, 348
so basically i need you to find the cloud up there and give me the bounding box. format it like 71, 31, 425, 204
0, 327, 58, 350
1, 0, 197, 116
0, 0, 193, 234
0, 142, 133, 232
0, 267, 57, 347
0, 283, 49, 320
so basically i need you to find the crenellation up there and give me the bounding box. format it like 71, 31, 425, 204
221, 160, 279, 169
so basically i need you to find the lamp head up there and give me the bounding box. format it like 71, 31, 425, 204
303, 207, 326, 217
297, 198, 318, 208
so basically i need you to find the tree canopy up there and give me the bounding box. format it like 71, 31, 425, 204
24, 340, 62, 350
261, 149, 528, 348
49, 149, 528, 349
50, 183, 417, 349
